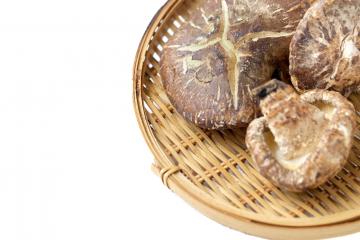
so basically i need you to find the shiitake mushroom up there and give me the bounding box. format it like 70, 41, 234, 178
246, 80, 356, 192
160, 0, 314, 129
290, 0, 360, 96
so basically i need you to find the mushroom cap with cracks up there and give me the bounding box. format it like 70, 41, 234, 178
246, 81, 356, 192
290, 0, 360, 96
160, 0, 315, 129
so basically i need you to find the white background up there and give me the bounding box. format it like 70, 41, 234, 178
0, 0, 358, 239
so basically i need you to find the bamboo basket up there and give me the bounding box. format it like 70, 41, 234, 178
133, 0, 360, 239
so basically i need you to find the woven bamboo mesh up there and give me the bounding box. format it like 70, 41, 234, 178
133, 0, 360, 239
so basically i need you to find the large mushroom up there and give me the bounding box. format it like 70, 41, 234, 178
290, 0, 360, 96
246, 80, 356, 192
160, 0, 315, 129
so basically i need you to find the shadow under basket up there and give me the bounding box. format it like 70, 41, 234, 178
133, 0, 360, 239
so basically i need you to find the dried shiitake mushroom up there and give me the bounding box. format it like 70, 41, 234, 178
246, 80, 356, 192
290, 0, 360, 96
160, 0, 314, 129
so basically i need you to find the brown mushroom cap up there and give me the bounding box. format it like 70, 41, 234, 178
290, 0, 360, 96
160, 0, 314, 129
246, 80, 356, 192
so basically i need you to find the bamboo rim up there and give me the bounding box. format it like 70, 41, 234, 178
133, 0, 360, 238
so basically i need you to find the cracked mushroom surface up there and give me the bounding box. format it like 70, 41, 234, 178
290, 0, 360, 96
246, 80, 356, 192
160, 0, 315, 129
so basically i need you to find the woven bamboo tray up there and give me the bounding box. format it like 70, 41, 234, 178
133, 0, 360, 239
